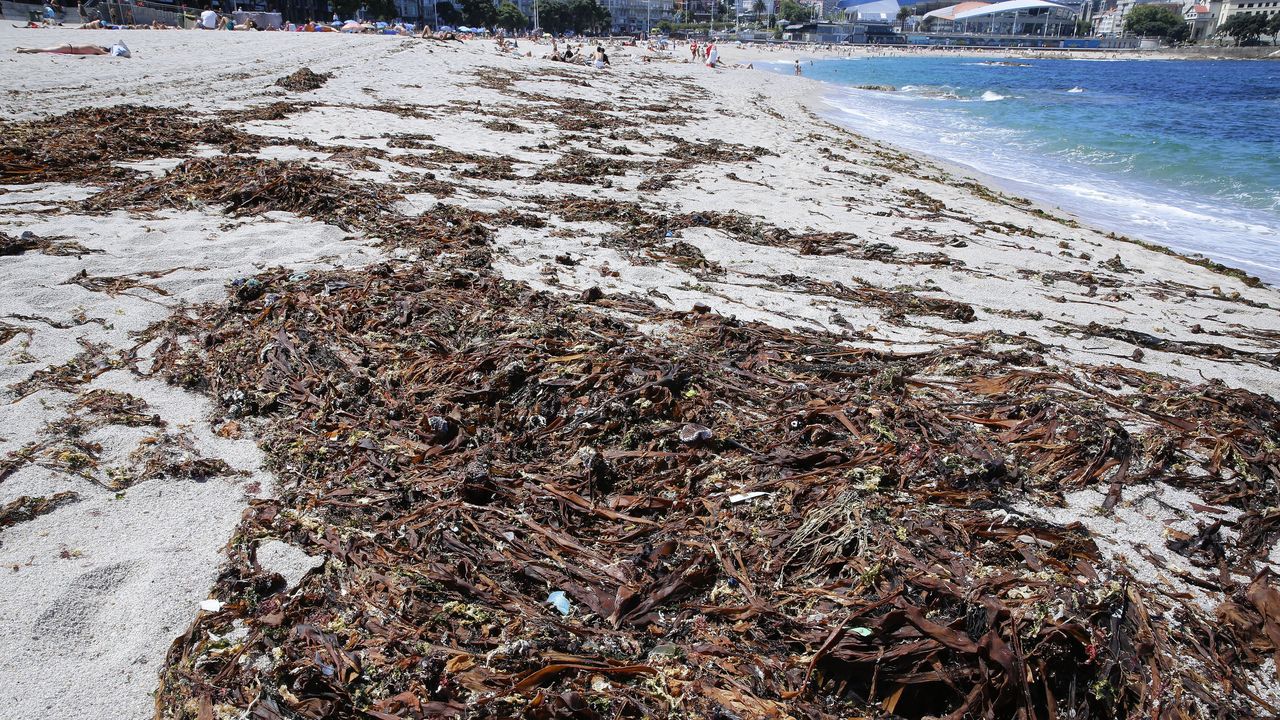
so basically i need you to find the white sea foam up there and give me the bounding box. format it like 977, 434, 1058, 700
980, 90, 1006, 101
1068, 86, 1086, 93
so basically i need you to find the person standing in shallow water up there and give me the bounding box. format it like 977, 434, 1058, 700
794, 59, 802, 75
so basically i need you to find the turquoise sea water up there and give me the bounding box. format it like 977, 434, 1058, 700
774, 57, 1280, 284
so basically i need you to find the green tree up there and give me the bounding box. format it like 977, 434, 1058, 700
364, 0, 397, 19
1217, 12, 1267, 44
1123, 4, 1189, 40
495, 1, 527, 29
751, 0, 764, 17
535, 0, 608, 33
778, 0, 807, 22
331, 0, 361, 19
896, 4, 911, 30
1267, 11, 1280, 44
459, 0, 497, 28
534, 0, 563, 31
435, 0, 462, 25
567, 0, 609, 33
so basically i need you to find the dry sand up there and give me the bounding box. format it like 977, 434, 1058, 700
0, 25, 1277, 718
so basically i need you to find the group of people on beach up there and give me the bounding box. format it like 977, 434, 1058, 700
540, 39, 609, 68
688, 40, 720, 67
13, 15, 755, 71
192, 7, 417, 33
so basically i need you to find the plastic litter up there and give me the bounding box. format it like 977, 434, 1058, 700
546, 591, 571, 616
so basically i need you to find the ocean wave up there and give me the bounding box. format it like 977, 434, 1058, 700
897, 85, 1014, 102
1067, 86, 1086, 93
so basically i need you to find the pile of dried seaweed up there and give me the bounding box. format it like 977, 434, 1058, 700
0, 105, 247, 184
542, 196, 877, 262
150, 255, 1280, 719
0, 382, 238, 495
0, 230, 98, 257
663, 138, 775, 167
275, 68, 332, 92
0, 490, 79, 530
82, 156, 399, 230
533, 150, 636, 185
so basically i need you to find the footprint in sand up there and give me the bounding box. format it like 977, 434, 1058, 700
32, 561, 132, 649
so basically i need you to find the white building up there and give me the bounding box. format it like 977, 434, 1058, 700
922, 0, 992, 29
603, 0, 676, 31
838, 0, 900, 21
949, 0, 1079, 34
1217, 0, 1280, 24
1183, 2, 1214, 38
1091, 5, 1121, 32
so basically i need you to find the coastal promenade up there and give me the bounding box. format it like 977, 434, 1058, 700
1, 27, 1278, 719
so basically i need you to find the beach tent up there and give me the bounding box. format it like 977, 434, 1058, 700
835, 0, 901, 21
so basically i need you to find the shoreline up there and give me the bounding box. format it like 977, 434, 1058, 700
727, 39, 1280, 62
1, 28, 1279, 719
757, 56, 1280, 288
805, 88, 1274, 289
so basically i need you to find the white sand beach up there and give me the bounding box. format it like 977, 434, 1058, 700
1, 25, 1277, 719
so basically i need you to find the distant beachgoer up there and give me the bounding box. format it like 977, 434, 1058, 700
794, 59, 801, 75
593, 45, 608, 69
198, 6, 218, 28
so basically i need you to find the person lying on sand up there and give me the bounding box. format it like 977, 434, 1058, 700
215, 16, 259, 30
16, 42, 128, 56
420, 28, 461, 41
79, 19, 161, 28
